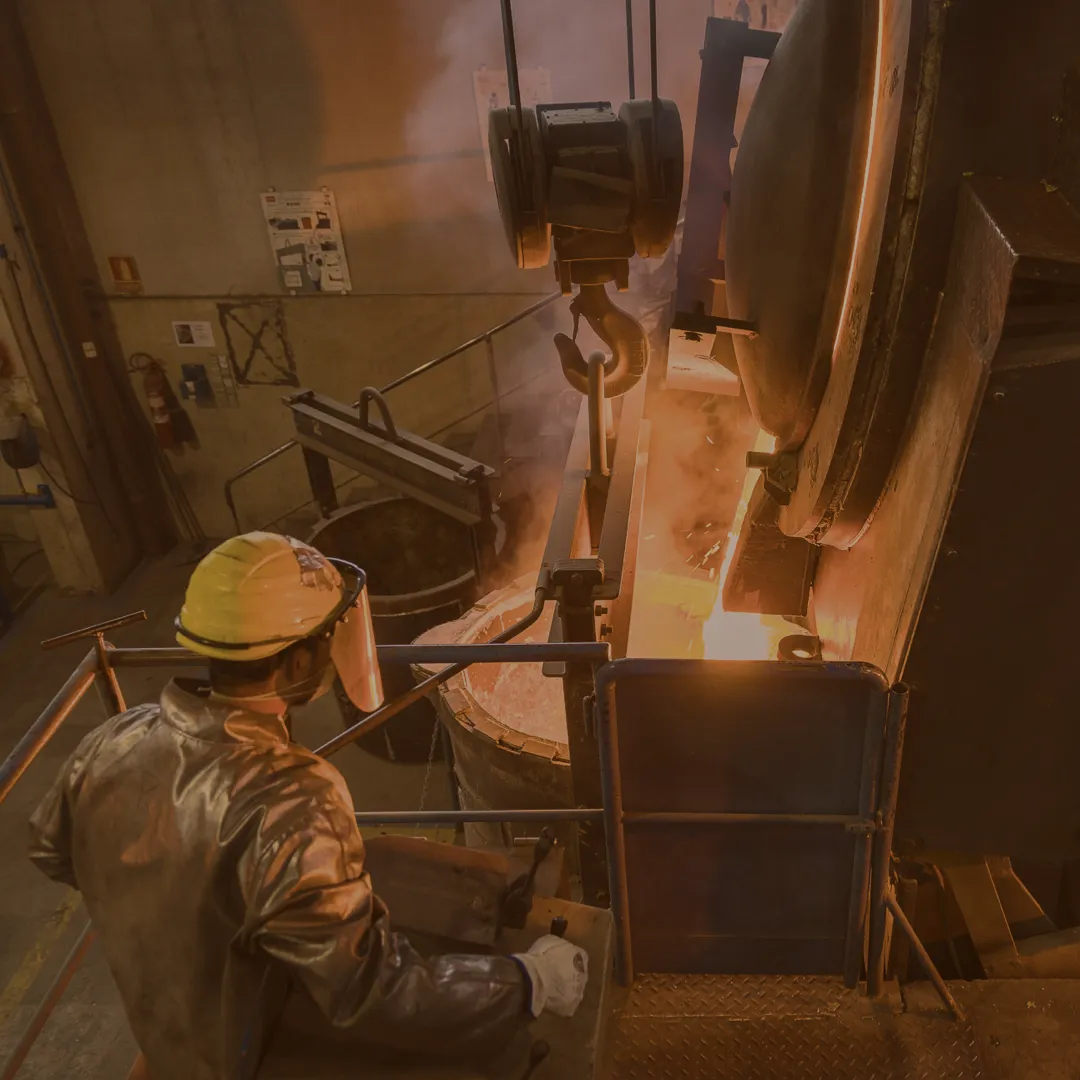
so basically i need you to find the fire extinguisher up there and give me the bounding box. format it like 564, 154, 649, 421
143, 361, 176, 451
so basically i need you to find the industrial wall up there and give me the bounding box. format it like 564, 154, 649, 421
16, 0, 746, 540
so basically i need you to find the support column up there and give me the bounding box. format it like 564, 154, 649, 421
0, 288, 106, 593
0, 1, 174, 590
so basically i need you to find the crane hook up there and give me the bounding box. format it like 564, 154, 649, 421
553, 283, 649, 398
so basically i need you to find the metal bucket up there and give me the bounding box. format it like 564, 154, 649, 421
416, 577, 573, 851
308, 495, 481, 761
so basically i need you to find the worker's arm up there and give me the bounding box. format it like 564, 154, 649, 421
238, 782, 529, 1060
27, 748, 83, 889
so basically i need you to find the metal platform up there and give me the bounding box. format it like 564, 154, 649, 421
607, 975, 980, 1079
606, 974, 1080, 1080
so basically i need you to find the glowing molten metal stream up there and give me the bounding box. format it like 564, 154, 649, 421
701, 430, 791, 660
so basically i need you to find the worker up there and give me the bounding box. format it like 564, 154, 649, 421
28, 532, 587, 1080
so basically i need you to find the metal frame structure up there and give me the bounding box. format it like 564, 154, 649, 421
0, 617, 963, 1077
221, 291, 561, 534
593, 660, 902, 988
0, 621, 610, 1080
284, 387, 496, 528
538, 374, 649, 906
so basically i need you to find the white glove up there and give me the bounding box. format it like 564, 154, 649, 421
512, 934, 589, 1018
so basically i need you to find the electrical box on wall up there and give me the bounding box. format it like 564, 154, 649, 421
179, 364, 214, 406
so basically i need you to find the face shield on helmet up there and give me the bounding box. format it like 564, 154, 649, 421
323, 560, 384, 712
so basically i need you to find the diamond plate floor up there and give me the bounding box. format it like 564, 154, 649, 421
607, 975, 984, 1080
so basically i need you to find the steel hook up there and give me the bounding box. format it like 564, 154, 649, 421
552, 283, 649, 398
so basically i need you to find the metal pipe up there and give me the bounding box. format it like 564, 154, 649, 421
844, 691, 890, 989
649, 0, 660, 185
0, 649, 97, 806
0, 486, 54, 509
41, 610, 147, 650
94, 636, 126, 717
108, 646, 202, 667
0, 922, 96, 1080
625, 0, 636, 98
378, 293, 560, 394
867, 684, 910, 997
500, 0, 525, 135
621, 811, 878, 828
377, 642, 610, 665
885, 891, 965, 1022
315, 582, 554, 758
354, 808, 604, 826
224, 441, 299, 534
598, 681, 633, 986
222, 292, 560, 533
649, 0, 658, 105
484, 335, 506, 475
587, 353, 609, 478
107, 641, 610, 668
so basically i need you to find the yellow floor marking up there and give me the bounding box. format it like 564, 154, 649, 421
0, 890, 82, 1030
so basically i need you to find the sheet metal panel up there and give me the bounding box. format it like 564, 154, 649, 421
597, 659, 889, 976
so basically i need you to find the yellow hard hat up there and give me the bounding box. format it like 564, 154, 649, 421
176, 532, 348, 662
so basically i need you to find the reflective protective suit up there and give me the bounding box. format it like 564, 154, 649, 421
28, 680, 528, 1080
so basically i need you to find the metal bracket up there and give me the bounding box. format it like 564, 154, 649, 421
746, 449, 798, 506
0, 485, 55, 509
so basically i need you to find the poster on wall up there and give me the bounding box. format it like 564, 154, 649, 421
473, 66, 552, 182
172, 320, 215, 348
259, 189, 352, 294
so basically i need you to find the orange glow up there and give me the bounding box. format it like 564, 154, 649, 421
701, 429, 793, 661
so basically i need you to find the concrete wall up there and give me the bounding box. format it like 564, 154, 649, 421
19, 0, 718, 538
0, 293, 106, 592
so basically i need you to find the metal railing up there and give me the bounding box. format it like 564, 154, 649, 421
0, 614, 963, 1076
222, 291, 561, 534
0, 609, 612, 1079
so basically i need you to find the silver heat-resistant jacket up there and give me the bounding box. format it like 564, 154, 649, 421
28, 679, 528, 1080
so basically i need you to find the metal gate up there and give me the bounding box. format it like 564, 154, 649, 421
595, 659, 905, 987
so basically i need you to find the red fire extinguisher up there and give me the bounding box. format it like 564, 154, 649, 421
143, 362, 176, 452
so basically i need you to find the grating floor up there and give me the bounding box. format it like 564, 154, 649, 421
607, 975, 985, 1080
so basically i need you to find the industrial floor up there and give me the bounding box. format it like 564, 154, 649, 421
3, 555, 1080, 1080
0, 550, 457, 1079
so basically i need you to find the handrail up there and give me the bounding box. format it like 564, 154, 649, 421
0, 628, 605, 1079
222, 290, 561, 533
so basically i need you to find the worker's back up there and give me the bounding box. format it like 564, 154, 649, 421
28, 678, 360, 1080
